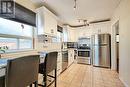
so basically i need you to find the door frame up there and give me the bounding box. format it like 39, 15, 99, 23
111, 20, 119, 71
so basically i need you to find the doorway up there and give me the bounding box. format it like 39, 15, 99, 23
114, 21, 119, 73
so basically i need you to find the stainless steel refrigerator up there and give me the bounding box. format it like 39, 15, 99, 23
91, 34, 111, 68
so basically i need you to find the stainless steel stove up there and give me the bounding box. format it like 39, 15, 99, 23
77, 37, 91, 65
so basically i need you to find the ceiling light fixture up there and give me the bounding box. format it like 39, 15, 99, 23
64, 19, 110, 28
74, 0, 77, 10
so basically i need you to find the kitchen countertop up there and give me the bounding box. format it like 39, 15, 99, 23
0, 50, 59, 77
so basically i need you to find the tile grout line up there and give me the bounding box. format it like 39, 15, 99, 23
67, 64, 83, 87
80, 65, 88, 87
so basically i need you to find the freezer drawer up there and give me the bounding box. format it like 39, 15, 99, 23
99, 45, 110, 67
93, 45, 110, 68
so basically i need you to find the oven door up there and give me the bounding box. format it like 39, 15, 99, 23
78, 50, 90, 57
77, 50, 91, 64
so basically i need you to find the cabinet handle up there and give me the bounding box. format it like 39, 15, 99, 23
51, 29, 54, 33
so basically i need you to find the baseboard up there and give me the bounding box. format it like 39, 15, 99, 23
119, 76, 129, 87
67, 62, 74, 68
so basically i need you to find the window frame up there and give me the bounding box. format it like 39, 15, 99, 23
0, 27, 35, 52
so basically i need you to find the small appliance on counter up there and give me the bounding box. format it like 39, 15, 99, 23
67, 42, 77, 48
62, 42, 78, 49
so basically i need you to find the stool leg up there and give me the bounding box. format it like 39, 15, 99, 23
30, 84, 32, 87
43, 72, 47, 87
55, 69, 57, 87
34, 81, 38, 87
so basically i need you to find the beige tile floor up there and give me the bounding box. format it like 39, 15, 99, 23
58, 64, 125, 87
39, 63, 125, 87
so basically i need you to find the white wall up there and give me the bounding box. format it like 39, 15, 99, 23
1, 0, 62, 58
15, 0, 38, 11
1, 0, 39, 58
75, 21, 111, 39
111, 0, 130, 86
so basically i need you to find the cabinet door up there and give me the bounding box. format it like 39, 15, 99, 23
37, 6, 57, 36
68, 50, 71, 66
63, 28, 68, 42
44, 10, 57, 36
37, 8, 44, 35
57, 52, 62, 76
68, 50, 74, 66
68, 29, 73, 42
70, 50, 74, 63
67, 28, 77, 42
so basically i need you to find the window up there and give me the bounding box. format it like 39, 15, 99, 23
0, 17, 34, 52
0, 18, 33, 37
19, 39, 33, 49
0, 37, 18, 50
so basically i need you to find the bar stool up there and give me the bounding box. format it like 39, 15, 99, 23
38, 52, 58, 87
5, 55, 40, 87
0, 76, 5, 87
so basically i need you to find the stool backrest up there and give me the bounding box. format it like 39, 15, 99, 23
5, 55, 40, 87
45, 52, 58, 73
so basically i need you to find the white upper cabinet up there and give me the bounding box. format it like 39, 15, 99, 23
36, 6, 57, 36
68, 29, 75, 42
62, 26, 68, 42
62, 26, 78, 42
67, 26, 78, 42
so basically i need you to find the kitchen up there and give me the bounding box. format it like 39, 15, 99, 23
0, 0, 130, 87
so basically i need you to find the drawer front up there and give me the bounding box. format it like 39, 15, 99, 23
77, 58, 91, 64
57, 52, 62, 62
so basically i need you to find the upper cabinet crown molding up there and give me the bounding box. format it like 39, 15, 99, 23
36, 6, 58, 36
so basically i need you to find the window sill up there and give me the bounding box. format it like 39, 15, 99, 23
0, 49, 35, 54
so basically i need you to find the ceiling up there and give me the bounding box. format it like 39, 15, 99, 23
31, 0, 121, 25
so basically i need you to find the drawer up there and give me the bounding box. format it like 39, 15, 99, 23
77, 58, 91, 64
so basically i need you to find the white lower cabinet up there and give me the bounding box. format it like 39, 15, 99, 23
57, 52, 62, 76
68, 49, 75, 66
